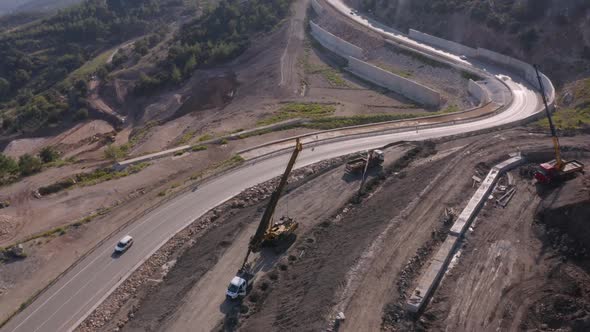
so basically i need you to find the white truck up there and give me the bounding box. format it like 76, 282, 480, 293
226, 268, 254, 300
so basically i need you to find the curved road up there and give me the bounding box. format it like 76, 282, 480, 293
1, 2, 546, 331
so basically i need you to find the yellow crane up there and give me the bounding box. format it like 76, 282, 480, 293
241, 138, 302, 268
533, 65, 584, 184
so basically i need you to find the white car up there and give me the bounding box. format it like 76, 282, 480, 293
114, 235, 133, 253
459, 55, 468, 60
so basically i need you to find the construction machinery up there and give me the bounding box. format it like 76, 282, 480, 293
345, 149, 384, 173
533, 65, 584, 184
227, 139, 302, 300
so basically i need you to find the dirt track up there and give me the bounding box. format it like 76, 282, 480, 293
118, 144, 412, 332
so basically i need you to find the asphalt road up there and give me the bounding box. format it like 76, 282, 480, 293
1, 2, 547, 332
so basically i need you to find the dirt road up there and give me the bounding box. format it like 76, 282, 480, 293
121, 144, 411, 332
279, 0, 308, 94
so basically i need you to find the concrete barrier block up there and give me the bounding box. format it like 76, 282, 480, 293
406, 236, 458, 313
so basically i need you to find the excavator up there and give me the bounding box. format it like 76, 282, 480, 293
533, 65, 584, 184
227, 139, 303, 300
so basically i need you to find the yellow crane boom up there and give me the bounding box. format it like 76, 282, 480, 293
241, 138, 303, 268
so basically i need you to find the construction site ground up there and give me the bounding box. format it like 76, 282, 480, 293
114, 143, 413, 332
65, 128, 590, 332
0, 0, 491, 320
420, 158, 590, 332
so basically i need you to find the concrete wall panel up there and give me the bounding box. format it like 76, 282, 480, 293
409, 29, 476, 57
310, 21, 364, 59
310, 0, 324, 14
347, 56, 441, 107
405, 30, 555, 107
467, 79, 490, 105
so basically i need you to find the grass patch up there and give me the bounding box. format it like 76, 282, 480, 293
303, 113, 425, 130
77, 162, 150, 187
177, 130, 196, 145
127, 120, 160, 149
258, 103, 336, 126
303, 105, 463, 130
299, 45, 349, 87
38, 163, 150, 196
375, 63, 413, 78
65, 49, 112, 84
441, 104, 460, 114
535, 107, 590, 130
197, 133, 214, 142
191, 145, 207, 151
305, 62, 349, 87
534, 77, 590, 130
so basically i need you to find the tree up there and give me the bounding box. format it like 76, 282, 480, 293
183, 55, 197, 76
74, 79, 89, 97
18, 154, 42, 176
74, 108, 89, 121
104, 144, 128, 161
39, 146, 60, 163
0, 154, 19, 178
0, 77, 10, 98
171, 65, 182, 83
2, 116, 13, 130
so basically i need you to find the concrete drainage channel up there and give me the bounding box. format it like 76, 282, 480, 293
406, 153, 525, 313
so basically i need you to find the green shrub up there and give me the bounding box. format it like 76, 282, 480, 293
104, 144, 129, 161
18, 154, 42, 176
191, 145, 207, 151
39, 146, 60, 163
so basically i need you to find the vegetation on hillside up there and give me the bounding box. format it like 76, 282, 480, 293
356, 0, 590, 77
536, 78, 590, 130
135, 0, 291, 95
0, 0, 187, 133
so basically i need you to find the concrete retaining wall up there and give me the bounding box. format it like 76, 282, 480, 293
406, 154, 524, 313
406, 30, 555, 106
310, 0, 324, 14
347, 56, 441, 107
310, 21, 364, 59
409, 29, 476, 57
467, 79, 490, 105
